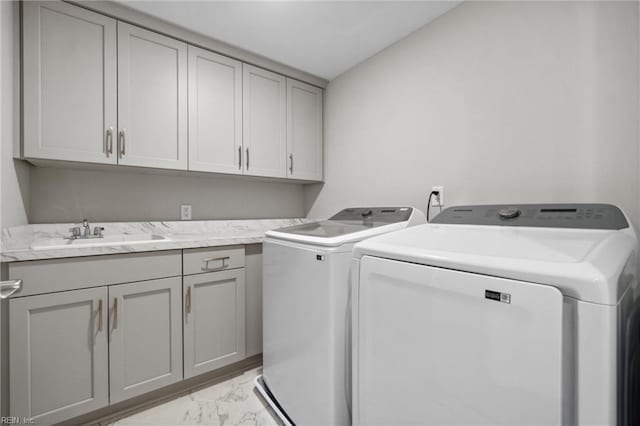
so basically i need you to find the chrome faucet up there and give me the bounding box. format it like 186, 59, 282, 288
68, 219, 104, 240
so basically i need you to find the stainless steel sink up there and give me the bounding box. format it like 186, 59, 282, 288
31, 234, 169, 250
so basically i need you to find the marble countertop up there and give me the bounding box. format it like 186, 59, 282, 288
1, 218, 310, 262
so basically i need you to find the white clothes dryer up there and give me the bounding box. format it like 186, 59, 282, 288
351, 204, 639, 426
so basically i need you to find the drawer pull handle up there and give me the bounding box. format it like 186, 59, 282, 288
186, 286, 192, 314
202, 256, 230, 271
0, 279, 22, 299
97, 299, 103, 332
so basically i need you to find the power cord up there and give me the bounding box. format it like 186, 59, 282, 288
427, 190, 442, 222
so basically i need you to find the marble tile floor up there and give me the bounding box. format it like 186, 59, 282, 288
107, 367, 283, 426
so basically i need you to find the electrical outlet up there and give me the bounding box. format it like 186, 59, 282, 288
431, 186, 444, 207
181, 204, 192, 221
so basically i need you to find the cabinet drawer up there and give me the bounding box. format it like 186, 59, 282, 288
8, 250, 181, 297
183, 246, 245, 275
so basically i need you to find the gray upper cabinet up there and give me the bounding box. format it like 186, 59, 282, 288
9, 287, 109, 424
183, 269, 246, 378
108, 277, 183, 403
188, 46, 243, 174
117, 22, 188, 170
21, 2, 323, 181
22, 1, 117, 164
287, 78, 324, 181
242, 64, 287, 178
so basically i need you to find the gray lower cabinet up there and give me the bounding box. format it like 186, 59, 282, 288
183, 269, 246, 378
5, 246, 260, 423
9, 287, 109, 424
109, 277, 183, 403
245, 244, 263, 357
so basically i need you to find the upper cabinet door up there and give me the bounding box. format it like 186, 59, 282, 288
188, 46, 243, 174
286, 79, 323, 181
242, 64, 287, 178
118, 22, 188, 170
22, 1, 117, 164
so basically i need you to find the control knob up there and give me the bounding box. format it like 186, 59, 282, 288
497, 208, 521, 220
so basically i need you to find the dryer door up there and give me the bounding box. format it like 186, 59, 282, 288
354, 256, 565, 426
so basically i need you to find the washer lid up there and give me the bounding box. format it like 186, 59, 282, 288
267, 207, 419, 247
353, 223, 638, 305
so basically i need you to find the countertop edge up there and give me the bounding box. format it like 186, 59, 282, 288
1, 218, 314, 263
1, 235, 268, 263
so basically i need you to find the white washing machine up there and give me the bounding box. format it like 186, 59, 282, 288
256, 207, 426, 425
351, 204, 640, 426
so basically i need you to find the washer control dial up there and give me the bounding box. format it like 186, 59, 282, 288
497, 208, 521, 220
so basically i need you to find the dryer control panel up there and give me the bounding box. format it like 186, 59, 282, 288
430, 204, 629, 229
330, 207, 413, 224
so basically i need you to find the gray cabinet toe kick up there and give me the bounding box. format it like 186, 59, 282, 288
2, 243, 263, 424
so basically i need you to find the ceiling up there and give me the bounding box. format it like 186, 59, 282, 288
118, 1, 461, 80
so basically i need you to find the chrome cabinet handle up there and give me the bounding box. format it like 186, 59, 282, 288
246, 148, 249, 170
185, 286, 191, 314
106, 127, 114, 157
119, 128, 126, 157
238, 146, 242, 170
97, 299, 103, 332
202, 256, 230, 271
289, 153, 293, 174
112, 297, 118, 329
0, 279, 22, 299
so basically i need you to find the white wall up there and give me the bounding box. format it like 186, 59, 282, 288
0, 0, 30, 230
29, 167, 305, 223
7, 1, 639, 226
305, 1, 640, 230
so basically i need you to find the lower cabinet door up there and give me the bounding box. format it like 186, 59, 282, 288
109, 277, 183, 403
184, 269, 246, 378
9, 287, 109, 424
